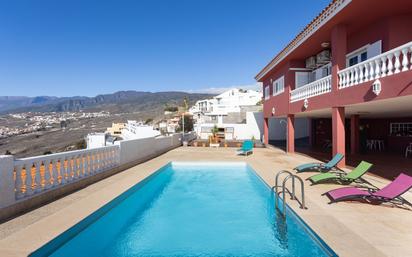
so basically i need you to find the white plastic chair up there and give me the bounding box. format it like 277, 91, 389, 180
366, 140, 373, 150
405, 143, 412, 158
377, 140, 385, 151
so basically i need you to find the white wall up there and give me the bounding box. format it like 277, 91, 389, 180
0, 133, 184, 220
122, 125, 161, 140
0, 155, 15, 208
268, 117, 309, 140
117, 134, 182, 166
86, 133, 107, 149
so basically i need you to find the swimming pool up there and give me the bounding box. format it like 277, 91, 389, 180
31, 162, 337, 257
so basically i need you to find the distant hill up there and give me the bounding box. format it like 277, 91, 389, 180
0, 91, 212, 115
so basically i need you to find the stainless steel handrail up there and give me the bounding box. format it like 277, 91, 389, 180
273, 170, 307, 217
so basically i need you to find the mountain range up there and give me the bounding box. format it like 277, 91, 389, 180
0, 91, 213, 115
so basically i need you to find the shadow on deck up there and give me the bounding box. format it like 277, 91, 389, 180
269, 140, 412, 180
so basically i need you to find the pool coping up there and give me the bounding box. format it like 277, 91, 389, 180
30, 161, 338, 257
0, 147, 410, 257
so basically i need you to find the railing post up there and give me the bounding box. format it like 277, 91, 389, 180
0, 155, 16, 208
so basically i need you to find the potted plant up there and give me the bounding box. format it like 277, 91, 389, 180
211, 125, 219, 144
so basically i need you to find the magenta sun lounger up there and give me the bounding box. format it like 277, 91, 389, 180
324, 173, 412, 205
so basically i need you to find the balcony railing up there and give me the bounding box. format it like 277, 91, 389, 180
338, 41, 412, 89
14, 145, 120, 200
290, 75, 332, 102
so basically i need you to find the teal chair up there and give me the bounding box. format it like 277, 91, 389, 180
294, 153, 344, 173
237, 140, 254, 156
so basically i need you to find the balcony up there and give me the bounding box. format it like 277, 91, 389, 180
290, 75, 332, 102
338, 41, 412, 89
288, 41, 412, 103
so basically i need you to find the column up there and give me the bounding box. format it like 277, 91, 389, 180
263, 118, 269, 145
332, 107, 345, 167
0, 155, 15, 208
287, 114, 295, 153
331, 24, 347, 93
351, 115, 360, 154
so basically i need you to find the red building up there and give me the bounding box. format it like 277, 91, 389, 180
257, 0, 412, 168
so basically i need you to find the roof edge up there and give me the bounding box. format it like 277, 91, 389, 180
255, 0, 352, 81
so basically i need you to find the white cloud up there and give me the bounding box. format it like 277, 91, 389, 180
185, 83, 262, 94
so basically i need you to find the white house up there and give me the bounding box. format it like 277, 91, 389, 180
87, 120, 161, 149
190, 88, 264, 140
195, 112, 263, 141
189, 88, 262, 116
121, 120, 161, 140
86, 133, 118, 149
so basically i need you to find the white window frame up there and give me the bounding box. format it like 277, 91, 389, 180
390, 122, 412, 134
346, 40, 382, 67
346, 44, 368, 67
272, 76, 285, 96
264, 86, 270, 100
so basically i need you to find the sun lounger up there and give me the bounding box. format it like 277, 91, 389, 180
308, 161, 373, 184
324, 173, 412, 205
294, 153, 344, 173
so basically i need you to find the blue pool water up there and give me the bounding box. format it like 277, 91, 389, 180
31, 162, 336, 257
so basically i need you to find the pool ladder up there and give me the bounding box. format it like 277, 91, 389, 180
273, 170, 307, 217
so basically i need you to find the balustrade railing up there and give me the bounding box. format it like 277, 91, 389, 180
338, 41, 412, 89
13, 145, 120, 200
290, 75, 332, 102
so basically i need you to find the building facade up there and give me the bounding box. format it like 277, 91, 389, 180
189, 88, 262, 118
189, 88, 265, 140
106, 123, 125, 136
257, 0, 412, 167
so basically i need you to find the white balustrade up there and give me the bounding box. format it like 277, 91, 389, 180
290, 75, 332, 102
338, 41, 412, 89
13, 145, 120, 200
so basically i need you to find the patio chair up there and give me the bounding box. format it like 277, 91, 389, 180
237, 140, 253, 156
323, 173, 412, 205
308, 161, 373, 185
405, 143, 412, 158
294, 153, 344, 173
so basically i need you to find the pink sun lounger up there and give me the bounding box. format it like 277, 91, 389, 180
324, 173, 412, 205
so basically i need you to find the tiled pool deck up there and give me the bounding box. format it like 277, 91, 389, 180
0, 147, 411, 257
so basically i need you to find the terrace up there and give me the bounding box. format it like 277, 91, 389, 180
0, 146, 411, 257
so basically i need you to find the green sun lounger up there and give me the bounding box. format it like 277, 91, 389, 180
308, 161, 373, 185
237, 140, 253, 156
294, 153, 344, 173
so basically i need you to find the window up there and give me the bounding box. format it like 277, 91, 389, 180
225, 127, 234, 133
295, 72, 310, 88
348, 51, 367, 66
272, 76, 284, 96
264, 86, 270, 100
390, 122, 412, 136
312, 62, 331, 81
346, 40, 381, 67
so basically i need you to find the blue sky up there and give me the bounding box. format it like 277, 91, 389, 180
0, 0, 330, 97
